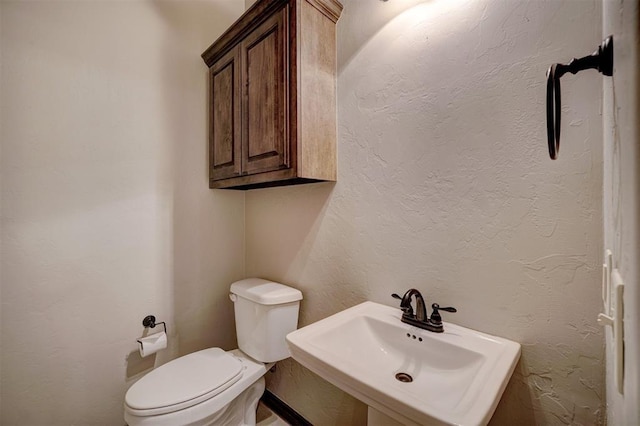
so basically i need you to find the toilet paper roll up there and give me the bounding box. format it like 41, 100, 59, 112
138, 332, 167, 358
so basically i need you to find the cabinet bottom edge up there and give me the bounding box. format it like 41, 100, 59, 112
210, 177, 336, 191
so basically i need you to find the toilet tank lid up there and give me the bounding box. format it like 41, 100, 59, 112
230, 278, 302, 305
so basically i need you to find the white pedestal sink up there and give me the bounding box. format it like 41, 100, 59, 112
286, 301, 520, 426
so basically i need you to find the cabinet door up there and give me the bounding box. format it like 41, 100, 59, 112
210, 48, 241, 181
241, 7, 290, 176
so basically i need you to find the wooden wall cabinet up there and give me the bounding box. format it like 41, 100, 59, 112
202, 0, 343, 190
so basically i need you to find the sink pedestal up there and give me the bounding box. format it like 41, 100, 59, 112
367, 407, 447, 426
367, 407, 404, 426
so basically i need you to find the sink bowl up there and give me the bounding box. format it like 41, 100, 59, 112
286, 301, 520, 426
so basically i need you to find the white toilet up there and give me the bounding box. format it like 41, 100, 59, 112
124, 278, 302, 426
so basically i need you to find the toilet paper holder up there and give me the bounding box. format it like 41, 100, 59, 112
136, 315, 167, 349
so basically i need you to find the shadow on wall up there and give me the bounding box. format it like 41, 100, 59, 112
126, 350, 156, 381
266, 357, 369, 425
153, 0, 246, 359
244, 183, 366, 325
338, 0, 426, 72
245, 184, 334, 276
636, 8, 640, 281
246, 181, 371, 425
489, 359, 537, 426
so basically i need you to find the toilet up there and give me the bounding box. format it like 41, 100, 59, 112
124, 278, 302, 426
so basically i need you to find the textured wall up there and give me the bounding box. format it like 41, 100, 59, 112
247, 0, 604, 425
0, 1, 245, 424
603, 0, 640, 423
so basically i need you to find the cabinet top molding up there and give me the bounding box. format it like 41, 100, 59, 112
201, 0, 343, 67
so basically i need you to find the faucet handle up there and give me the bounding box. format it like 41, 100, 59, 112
430, 303, 457, 324
391, 293, 413, 315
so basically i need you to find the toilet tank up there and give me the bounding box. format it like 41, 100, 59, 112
230, 278, 302, 363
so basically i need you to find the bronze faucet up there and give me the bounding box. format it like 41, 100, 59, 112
392, 289, 456, 333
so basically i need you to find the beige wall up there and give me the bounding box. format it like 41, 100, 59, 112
0, 1, 245, 424
1, 0, 607, 425
247, 0, 605, 425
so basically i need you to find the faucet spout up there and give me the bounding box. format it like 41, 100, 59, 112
400, 289, 427, 322
392, 289, 456, 333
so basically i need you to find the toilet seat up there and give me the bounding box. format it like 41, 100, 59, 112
125, 348, 243, 417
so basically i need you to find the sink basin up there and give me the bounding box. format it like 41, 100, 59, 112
286, 301, 520, 426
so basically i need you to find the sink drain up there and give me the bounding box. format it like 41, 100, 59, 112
395, 372, 413, 383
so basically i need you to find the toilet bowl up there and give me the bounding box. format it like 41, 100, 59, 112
124, 279, 302, 426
